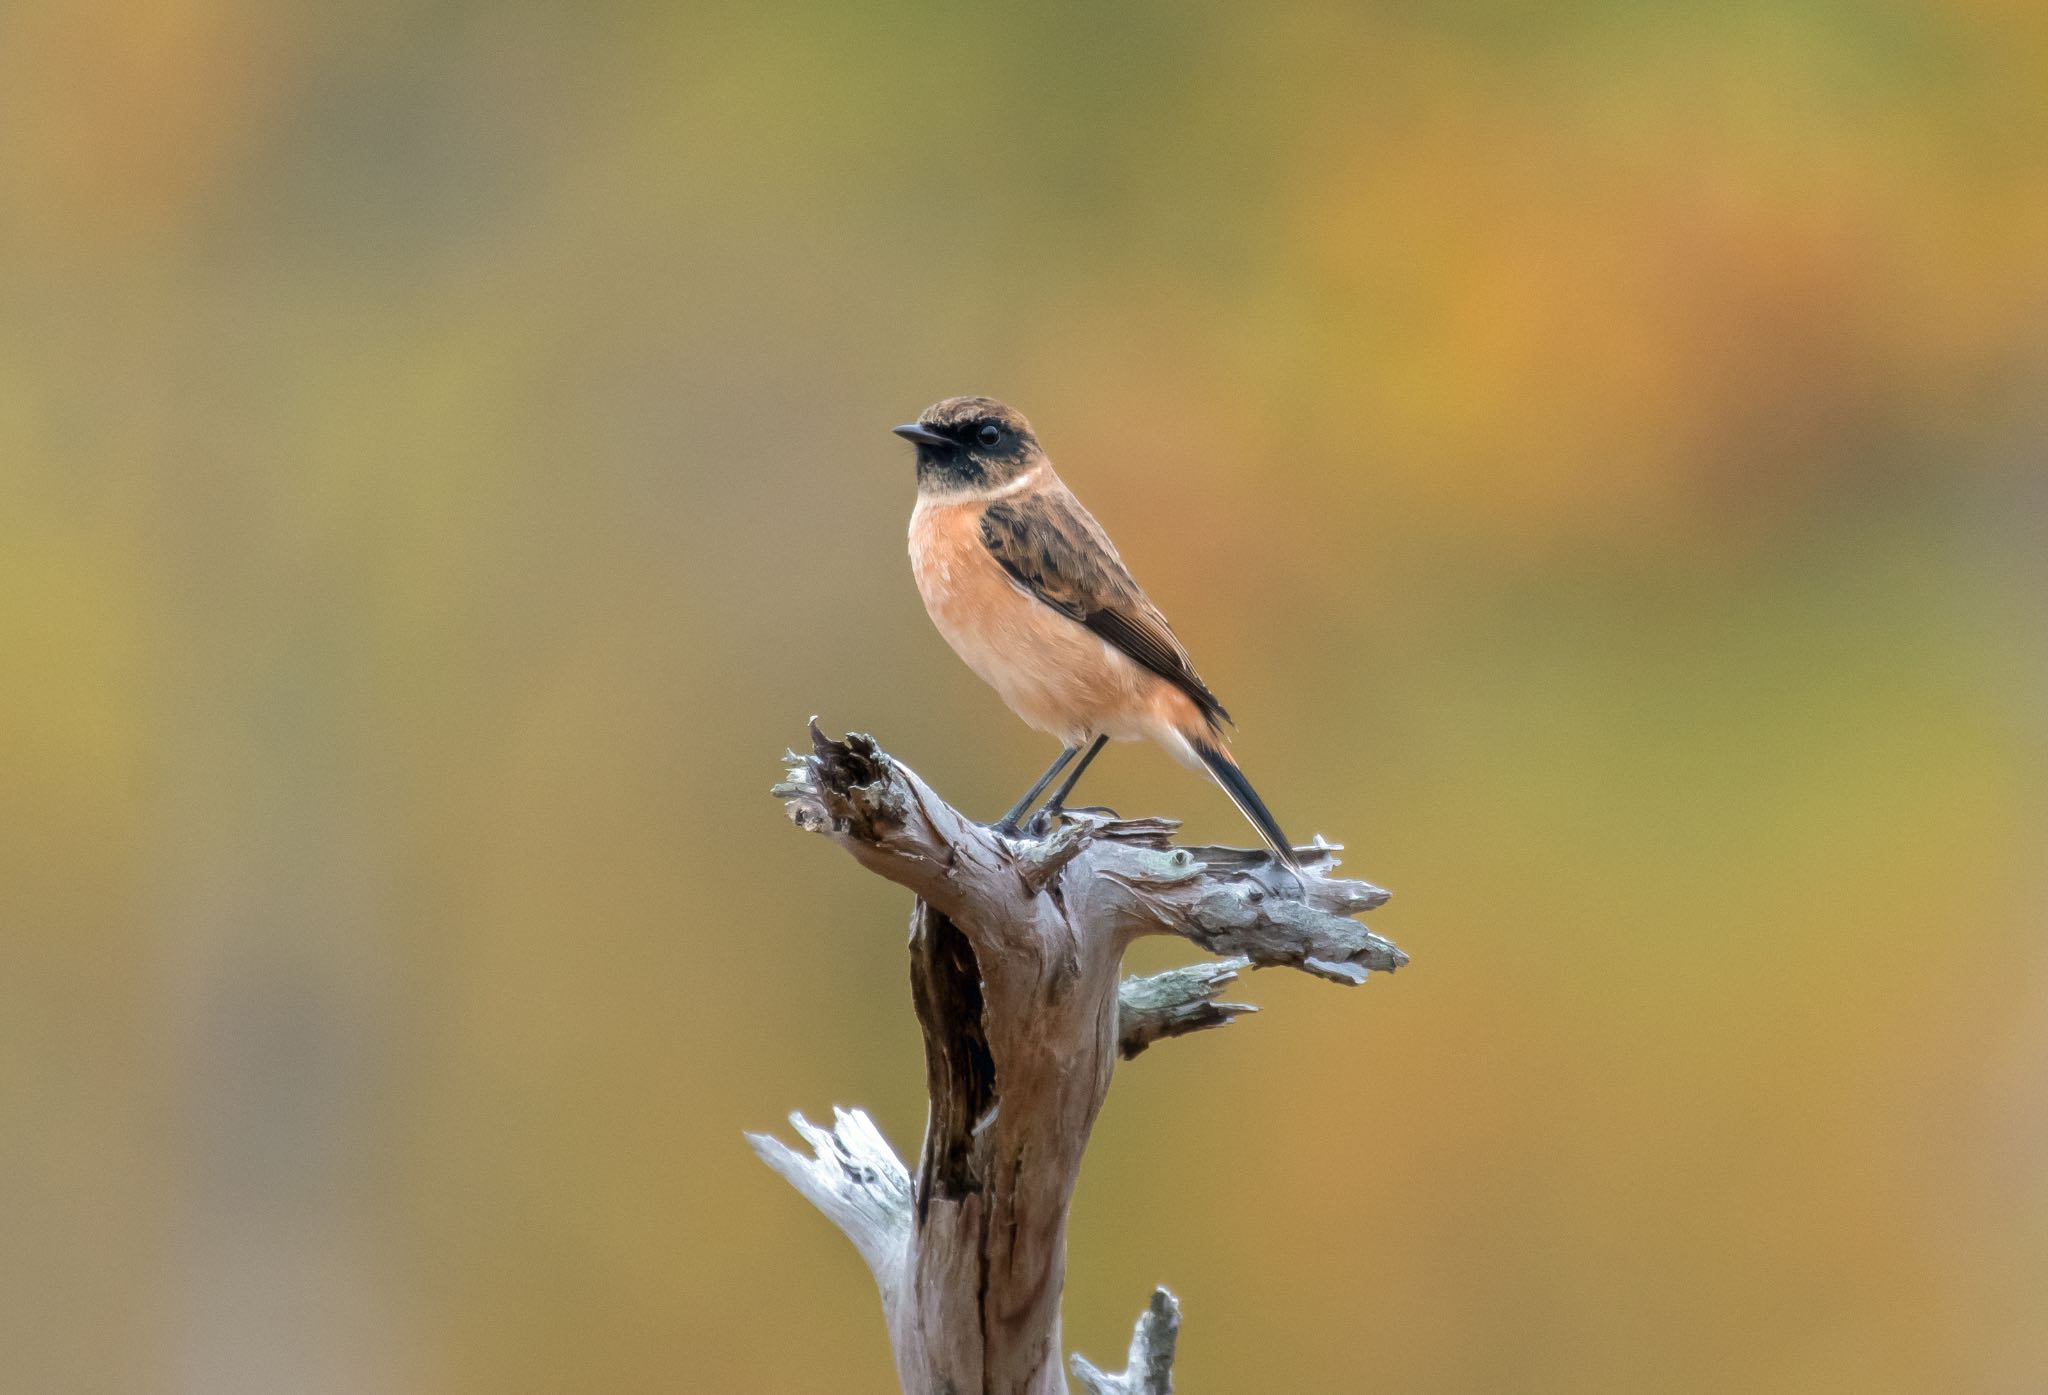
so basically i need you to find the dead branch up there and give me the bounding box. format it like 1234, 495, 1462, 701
754, 724, 1404, 1393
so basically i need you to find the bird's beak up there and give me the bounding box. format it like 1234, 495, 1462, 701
892, 423, 950, 448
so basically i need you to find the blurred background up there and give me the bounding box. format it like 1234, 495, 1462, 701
3, 1, 2044, 1391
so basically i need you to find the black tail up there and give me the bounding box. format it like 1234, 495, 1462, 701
1193, 739, 1300, 867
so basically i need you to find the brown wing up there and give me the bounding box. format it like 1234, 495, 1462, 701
980, 486, 1231, 729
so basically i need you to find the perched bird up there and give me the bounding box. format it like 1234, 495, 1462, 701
895, 395, 1301, 866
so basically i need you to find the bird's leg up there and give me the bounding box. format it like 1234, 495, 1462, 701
992, 745, 1078, 836
1030, 734, 1109, 831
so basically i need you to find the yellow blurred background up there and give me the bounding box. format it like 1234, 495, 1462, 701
3, 2, 2044, 1391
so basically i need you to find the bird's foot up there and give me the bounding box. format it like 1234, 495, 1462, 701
1025, 802, 1117, 837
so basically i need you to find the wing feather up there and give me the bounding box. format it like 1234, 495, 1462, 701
980, 487, 1231, 729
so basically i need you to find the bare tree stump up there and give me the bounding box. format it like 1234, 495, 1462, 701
751, 724, 1405, 1393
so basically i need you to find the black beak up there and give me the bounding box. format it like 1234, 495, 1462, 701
892, 423, 951, 448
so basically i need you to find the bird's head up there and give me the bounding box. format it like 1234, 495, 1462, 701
893, 397, 1045, 498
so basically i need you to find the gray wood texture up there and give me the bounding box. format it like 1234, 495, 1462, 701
753, 724, 1405, 1393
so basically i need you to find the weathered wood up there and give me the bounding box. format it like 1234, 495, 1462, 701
1070, 1288, 1181, 1395
748, 1108, 911, 1300
756, 724, 1404, 1393
1114, 958, 1257, 1060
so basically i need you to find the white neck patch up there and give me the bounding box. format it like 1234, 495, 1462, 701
920, 464, 1045, 504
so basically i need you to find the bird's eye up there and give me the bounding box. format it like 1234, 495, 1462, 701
976, 423, 1002, 447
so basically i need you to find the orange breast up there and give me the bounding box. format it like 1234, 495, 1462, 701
909, 496, 1187, 749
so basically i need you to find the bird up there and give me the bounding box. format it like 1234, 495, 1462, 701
894, 395, 1302, 867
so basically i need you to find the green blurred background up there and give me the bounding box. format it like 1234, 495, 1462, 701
4, 1, 2045, 1391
